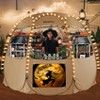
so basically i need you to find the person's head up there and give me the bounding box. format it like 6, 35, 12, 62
47, 31, 53, 39
43, 29, 58, 39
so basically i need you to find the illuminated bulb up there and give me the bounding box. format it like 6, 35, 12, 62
35, 17, 38, 20
69, 46, 73, 49
28, 43, 31, 46
29, 39, 32, 42
72, 15, 75, 17
7, 36, 11, 39
26, 71, 29, 74
96, 57, 99, 60
73, 71, 76, 74
94, 47, 97, 49
84, 26, 88, 29
86, 28, 89, 31
28, 47, 31, 49
96, 61, 100, 63
71, 51, 74, 54
32, 23, 35, 26
72, 63, 75, 66
72, 59, 75, 62
3, 51, 6, 53
42, 13, 45, 16
26, 54, 30, 57
9, 32, 12, 36
29, 36, 33, 39
32, 26, 35, 29
30, 30, 34, 33
90, 35, 93, 38
68, 15, 70, 17
26, 55, 30, 59
27, 49, 30, 52
2, 56, 5, 59
69, 41, 72, 44
82, 21, 87, 25
76, 17, 79, 20
95, 50, 99, 53
64, 17, 67, 20
2, 59, 5, 62
26, 59, 30, 62
32, 17, 34, 19
64, 21, 67, 24
68, 35, 71, 39
4, 48, 7, 51
95, 54, 99, 56
29, 14, 32, 17
26, 67, 29, 70
53, 13, 56, 16
6, 40, 10, 43
61, 17, 64, 20
11, 29, 14, 32
46, 13, 49, 15
38, 15, 41, 18
26, 63, 29, 68
97, 64, 100, 66
88, 31, 92, 34
26, 53, 30, 56
73, 75, 76, 78
30, 33, 33, 36
93, 43, 96, 45
73, 67, 76, 70
13, 25, 16, 28
97, 67, 100, 70
91, 39, 95, 42
15, 23, 19, 25
0, 67, 4, 70
32, 20, 36, 22
58, 15, 60, 18
1, 63, 4, 66
9, 33, 12, 36
79, 20, 82, 22
71, 55, 74, 58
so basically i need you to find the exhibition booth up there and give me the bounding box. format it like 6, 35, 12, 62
1, 12, 98, 95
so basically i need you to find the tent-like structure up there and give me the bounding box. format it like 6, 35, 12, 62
1, 12, 99, 95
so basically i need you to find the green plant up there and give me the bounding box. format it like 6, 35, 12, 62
0, 36, 4, 56
95, 26, 100, 43
59, 45, 67, 58
0, 36, 4, 74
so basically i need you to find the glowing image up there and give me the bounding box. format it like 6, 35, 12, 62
33, 64, 66, 87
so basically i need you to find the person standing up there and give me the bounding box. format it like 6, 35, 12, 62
42, 29, 58, 55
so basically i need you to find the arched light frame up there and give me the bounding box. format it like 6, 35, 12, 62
25, 12, 75, 79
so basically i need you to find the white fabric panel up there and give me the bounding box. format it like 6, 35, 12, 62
4, 56, 26, 91
75, 55, 97, 90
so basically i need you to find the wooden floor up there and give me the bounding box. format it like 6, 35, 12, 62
0, 70, 100, 100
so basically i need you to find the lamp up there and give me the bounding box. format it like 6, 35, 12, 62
79, 9, 86, 20
79, 0, 86, 20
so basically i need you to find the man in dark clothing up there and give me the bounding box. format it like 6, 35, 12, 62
42, 29, 58, 54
